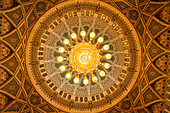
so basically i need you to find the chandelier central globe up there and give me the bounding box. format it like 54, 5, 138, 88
69, 42, 101, 74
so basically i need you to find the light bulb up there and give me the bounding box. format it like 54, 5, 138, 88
90, 32, 95, 39
99, 70, 106, 77
99, 70, 105, 77
97, 37, 104, 43
71, 33, 77, 40
65, 72, 72, 79
80, 31, 86, 38
83, 76, 89, 85
74, 76, 80, 84
60, 65, 67, 72
59, 47, 66, 53
104, 54, 112, 59
57, 56, 64, 62
103, 63, 110, 69
103, 45, 109, 50
92, 74, 98, 82
63, 39, 70, 45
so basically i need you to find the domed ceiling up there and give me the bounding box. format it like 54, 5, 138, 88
0, 0, 169, 113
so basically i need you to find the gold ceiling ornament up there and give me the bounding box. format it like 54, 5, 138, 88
2, 0, 167, 111
26, 1, 141, 112
59, 31, 111, 85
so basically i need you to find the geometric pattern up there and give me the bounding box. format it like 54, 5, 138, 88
26, 2, 141, 111
0, 0, 169, 113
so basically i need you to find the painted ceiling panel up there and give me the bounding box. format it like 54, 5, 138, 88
0, 0, 169, 113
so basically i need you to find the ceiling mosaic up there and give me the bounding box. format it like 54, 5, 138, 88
0, 0, 169, 113
26, 1, 141, 112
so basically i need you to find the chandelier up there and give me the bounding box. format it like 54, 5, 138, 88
57, 31, 112, 85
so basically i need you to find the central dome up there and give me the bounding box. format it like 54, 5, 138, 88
26, 0, 141, 112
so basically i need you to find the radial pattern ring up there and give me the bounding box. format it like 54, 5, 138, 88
26, 0, 141, 112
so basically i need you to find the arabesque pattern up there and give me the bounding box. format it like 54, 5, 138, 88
0, 0, 169, 113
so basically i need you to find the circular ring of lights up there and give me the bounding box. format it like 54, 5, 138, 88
26, 0, 141, 112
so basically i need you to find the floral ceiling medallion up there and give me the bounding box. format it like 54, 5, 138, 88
26, 0, 141, 112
